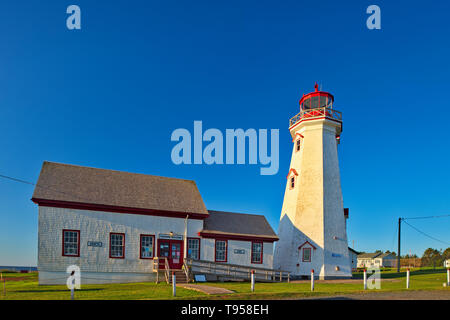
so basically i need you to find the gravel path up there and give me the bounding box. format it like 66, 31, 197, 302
304, 290, 450, 300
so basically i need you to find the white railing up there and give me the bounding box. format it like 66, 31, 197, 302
289, 107, 342, 127
184, 258, 290, 282
164, 258, 170, 284
183, 259, 191, 283
152, 257, 170, 284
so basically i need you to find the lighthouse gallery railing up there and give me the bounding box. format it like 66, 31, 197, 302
289, 107, 342, 127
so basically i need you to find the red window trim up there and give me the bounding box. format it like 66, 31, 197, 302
62, 229, 80, 257
109, 232, 125, 259
251, 241, 263, 264
187, 237, 201, 260
286, 168, 298, 180
214, 239, 228, 262
302, 247, 312, 262
298, 240, 317, 250
139, 234, 155, 259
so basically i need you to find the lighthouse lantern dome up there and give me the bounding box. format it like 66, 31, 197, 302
299, 83, 334, 111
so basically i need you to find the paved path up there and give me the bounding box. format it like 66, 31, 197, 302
302, 290, 450, 300
177, 284, 234, 295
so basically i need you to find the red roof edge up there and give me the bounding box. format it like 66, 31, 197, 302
198, 231, 278, 243
298, 240, 317, 250
31, 198, 209, 220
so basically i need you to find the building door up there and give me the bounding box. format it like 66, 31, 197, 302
158, 240, 183, 269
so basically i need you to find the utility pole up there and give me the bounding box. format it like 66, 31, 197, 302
397, 218, 402, 272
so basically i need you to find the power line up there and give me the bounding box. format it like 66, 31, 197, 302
403, 214, 450, 220
0, 174, 35, 186
402, 220, 450, 246
0, 173, 96, 204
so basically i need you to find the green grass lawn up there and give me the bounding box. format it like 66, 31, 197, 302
0, 268, 448, 300
199, 268, 449, 299
0, 273, 206, 300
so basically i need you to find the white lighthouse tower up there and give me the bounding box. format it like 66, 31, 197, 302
274, 84, 351, 279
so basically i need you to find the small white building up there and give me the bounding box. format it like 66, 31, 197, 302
444, 259, 450, 268
32, 161, 279, 284
348, 247, 359, 270
357, 252, 396, 268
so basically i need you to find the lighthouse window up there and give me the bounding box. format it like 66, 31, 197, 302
302, 248, 311, 262
290, 176, 295, 189
296, 139, 301, 152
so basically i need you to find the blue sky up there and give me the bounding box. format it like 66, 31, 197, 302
1, 0, 450, 266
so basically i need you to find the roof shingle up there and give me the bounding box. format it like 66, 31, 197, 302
201, 210, 278, 241
32, 161, 208, 216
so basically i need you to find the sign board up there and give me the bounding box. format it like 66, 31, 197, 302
159, 234, 183, 240
194, 275, 207, 282
87, 241, 102, 247
331, 253, 342, 258
234, 249, 245, 254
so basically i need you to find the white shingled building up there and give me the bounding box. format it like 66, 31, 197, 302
33, 161, 279, 284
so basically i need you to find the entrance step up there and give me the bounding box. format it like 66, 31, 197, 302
168, 270, 189, 284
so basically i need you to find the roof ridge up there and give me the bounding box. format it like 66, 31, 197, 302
207, 209, 266, 217
42, 161, 197, 184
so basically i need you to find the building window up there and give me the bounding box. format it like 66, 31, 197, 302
110, 233, 125, 258
187, 238, 200, 260
62, 229, 80, 257
302, 248, 311, 262
290, 176, 295, 189
296, 139, 301, 152
251, 241, 263, 264
140, 234, 154, 259
215, 240, 227, 262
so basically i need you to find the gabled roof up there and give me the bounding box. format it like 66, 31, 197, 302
348, 247, 359, 254
199, 210, 279, 242
32, 161, 209, 218
357, 252, 382, 259
377, 253, 395, 259
298, 241, 317, 250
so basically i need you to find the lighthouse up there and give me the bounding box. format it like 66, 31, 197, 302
274, 84, 352, 279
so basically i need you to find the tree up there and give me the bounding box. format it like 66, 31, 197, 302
442, 248, 450, 260
421, 248, 443, 267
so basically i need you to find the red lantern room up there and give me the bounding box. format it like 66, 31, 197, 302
289, 83, 342, 128
299, 83, 334, 111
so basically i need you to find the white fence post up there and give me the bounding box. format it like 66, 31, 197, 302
406, 268, 410, 289
251, 270, 255, 292
447, 269, 449, 287
311, 269, 314, 292
71, 278, 75, 300
172, 272, 176, 297
363, 269, 367, 290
